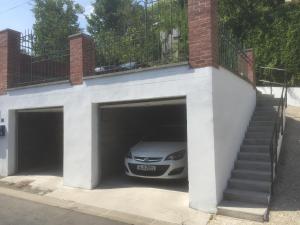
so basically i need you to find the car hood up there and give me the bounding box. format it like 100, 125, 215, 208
130, 142, 187, 157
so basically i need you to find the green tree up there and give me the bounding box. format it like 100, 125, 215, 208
219, 0, 300, 80
87, 0, 188, 67
32, 0, 84, 55
87, 0, 143, 66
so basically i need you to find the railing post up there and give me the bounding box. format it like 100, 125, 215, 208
188, 0, 219, 68
245, 49, 256, 87
69, 33, 95, 85
0, 29, 21, 94
285, 71, 288, 107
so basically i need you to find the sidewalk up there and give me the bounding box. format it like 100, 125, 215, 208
0, 175, 211, 225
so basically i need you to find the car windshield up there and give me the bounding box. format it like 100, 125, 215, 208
143, 125, 186, 142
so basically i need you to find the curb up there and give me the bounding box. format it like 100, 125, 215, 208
0, 186, 178, 225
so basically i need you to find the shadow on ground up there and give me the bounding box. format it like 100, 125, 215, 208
97, 174, 189, 193
270, 116, 300, 212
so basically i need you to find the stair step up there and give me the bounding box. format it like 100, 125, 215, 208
229, 178, 271, 192
250, 121, 275, 127
256, 103, 279, 107
256, 94, 275, 98
232, 169, 272, 182
248, 126, 274, 132
256, 97, 280, 100
217, 200, 268, 222
245, 131, 273, 138
243, 138, 271, 145
238, 152, 270, 162
217, 93, 278, 222
253, 111, 277, 117
241, 145, 269, 153
224, 188, 270, 205
235, 160, 271, 171
255, 106, 278, 112
252, 116, 276, 121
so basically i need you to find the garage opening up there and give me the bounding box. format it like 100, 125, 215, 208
98, 98, 188, 191
17, 108, 63, 176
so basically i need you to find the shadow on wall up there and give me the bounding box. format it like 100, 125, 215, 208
0, 127, 8, 160
271, 116, 300, 212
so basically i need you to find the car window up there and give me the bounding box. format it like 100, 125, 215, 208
143, 125, 186, 142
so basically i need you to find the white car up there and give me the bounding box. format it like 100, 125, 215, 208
124, 141, 188, 179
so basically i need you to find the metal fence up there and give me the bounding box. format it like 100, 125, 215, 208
11, 30, 70, 87
92, 0, 189, 76
219, 25, 252, 79
256, 67, 290, 87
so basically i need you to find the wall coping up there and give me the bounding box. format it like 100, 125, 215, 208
7, 80, 70, 92
68, 32, 92, 40
83, 62, 189, 81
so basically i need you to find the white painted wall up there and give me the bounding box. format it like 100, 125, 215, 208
258, 86, 300, 107
212, 67, 256, 205
0, 65, 218, 211
0, 64, 256, 212
186, 68, 217, 212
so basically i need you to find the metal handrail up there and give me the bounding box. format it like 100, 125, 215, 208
268, 74, 287, 195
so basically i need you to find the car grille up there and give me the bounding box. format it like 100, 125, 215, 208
128, 164, 169, 177
134, 156, 163, 163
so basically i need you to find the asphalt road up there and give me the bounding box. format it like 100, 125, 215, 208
0, 194, 129, 225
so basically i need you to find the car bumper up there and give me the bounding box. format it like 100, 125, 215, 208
124, 158, 187, 179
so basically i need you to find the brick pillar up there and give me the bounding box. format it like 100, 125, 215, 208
0, 29, 20, 94
69, 33, 95, 85
188, 0, 219, 68
246, 49, 256, 86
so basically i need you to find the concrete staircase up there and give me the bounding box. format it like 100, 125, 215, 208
217, 93, 280, 222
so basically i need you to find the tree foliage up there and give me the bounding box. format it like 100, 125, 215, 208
87, 0, 188, 67
219, 0, 300, 79
32, 0, 84, 55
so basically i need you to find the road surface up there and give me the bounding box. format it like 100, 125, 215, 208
0, 194, 129, 225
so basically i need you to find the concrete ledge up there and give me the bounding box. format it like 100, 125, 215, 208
7, 79, 70, 92
83, 62, 189, 81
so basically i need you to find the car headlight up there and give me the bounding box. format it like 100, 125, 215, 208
165, 150, 186, 161
126, 151, 133, 159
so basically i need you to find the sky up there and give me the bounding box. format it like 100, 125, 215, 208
0, 0, 93, 32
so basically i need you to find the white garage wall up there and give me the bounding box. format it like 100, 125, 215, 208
212, 67, 256, 204
0, 65, 220, 212
186, 68, 217, 212
0, 64, 257, 212
257, 86, 300, 106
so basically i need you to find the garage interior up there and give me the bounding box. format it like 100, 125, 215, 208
98, 98, 188, 191
17, 108, 63, 176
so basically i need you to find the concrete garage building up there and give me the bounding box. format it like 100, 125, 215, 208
0, 0, 286, 221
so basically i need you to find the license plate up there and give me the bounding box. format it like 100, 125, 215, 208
137, 165, 156, 171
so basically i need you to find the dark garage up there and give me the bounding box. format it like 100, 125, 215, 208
98, 99, 187, 184
17, 109, 63, 175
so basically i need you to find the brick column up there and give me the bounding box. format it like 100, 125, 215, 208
188, 0, 218, 68
69, 33, 95, 85
245, 49, 256, 86
0, 29, 20, 94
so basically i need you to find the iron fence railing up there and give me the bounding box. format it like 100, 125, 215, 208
10, 30, 70, 88
258, 67, 288, 210
256, 66, 299, 87
219, 25, 252, 79
92, 0, 188, 76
